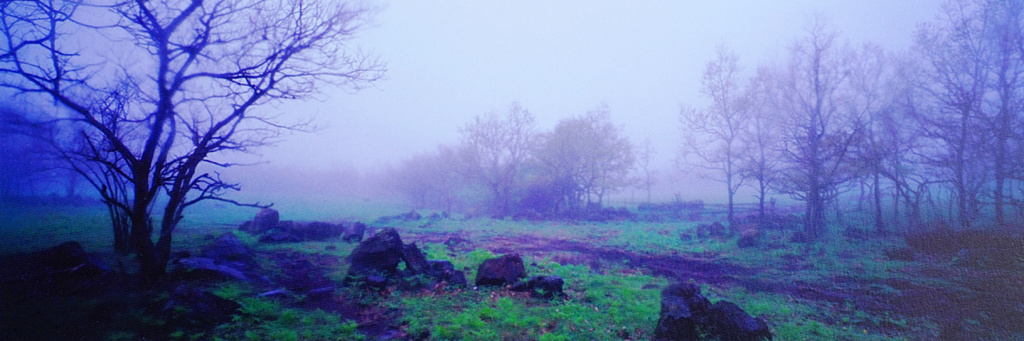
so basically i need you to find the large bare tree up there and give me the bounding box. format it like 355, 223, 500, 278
537, 106, 634, 215
679, 44, 748, 230
458, 102, 537, 217
737, 66, 783, 228
914, 0, 992, 229
0, 0, 384, 281
772, 21, 862, 239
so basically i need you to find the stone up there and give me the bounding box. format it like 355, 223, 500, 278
510, 275, 565, 299
291, 221, 344, 240
201, 233, 252, 263
342, 221, 366, 242
426, 260, 467, 287
696, 221, 727, 238
346, 228, 405, 280
257, 220, 349, 243
655, 282, 711, 341
475, 254, 526, 287
708, 301, 772, 341
251, 208, 279, 233
176, 257, 248, 281
402, 242, 430, 275
737, 225, 762, 249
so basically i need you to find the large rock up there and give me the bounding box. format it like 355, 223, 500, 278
201, 233, 252, 263
475, 254, 526, 287
656, 282, 771, 341
401, 242, 430, 275
346, 228, 405, 280
345, 229, 467, 291
0, 241, 111, 297
655, 282, 711, 341
708, 301, 772, 341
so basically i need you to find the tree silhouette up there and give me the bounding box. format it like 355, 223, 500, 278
0, 0, 384, 281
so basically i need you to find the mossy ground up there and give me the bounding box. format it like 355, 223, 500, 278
1, 199, 1021, 340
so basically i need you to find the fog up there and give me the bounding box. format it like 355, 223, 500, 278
198, 1, 938, 205
1, 1, 942, 207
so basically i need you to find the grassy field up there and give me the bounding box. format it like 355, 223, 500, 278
1, 198, 1021, 340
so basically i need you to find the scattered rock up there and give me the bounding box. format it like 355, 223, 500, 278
425, 260, 467, 287
708, 301, 772, 341
697, 221, 727, 238
655, 282, 771, 341
737, 224, 763, 249
347, 228, 406, 280
476, 254, 526, 287
175, 257, 248, 281
373, 210, 423, 224
342, 221, 366, 242
510, 275, 564, 299
0, 241, 112, 297
655, 282, 711, 341
401, 242, 430, 275
201, 233, 252, 263
240, 208, 279, 233
345, 229, 466, 290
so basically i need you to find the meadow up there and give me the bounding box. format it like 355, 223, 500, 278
0, 197, 1021, 340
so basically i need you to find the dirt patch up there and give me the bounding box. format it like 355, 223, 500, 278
261, 250, 407, 339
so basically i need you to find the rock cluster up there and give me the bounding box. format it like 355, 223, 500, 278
174, 233, 260, 281
238, 208, 365, 243
696, 221, 727, 238
0, 241, 112, 296
476, 253, 565, 299
344, 228, 466, 290
655, 282, 771, 341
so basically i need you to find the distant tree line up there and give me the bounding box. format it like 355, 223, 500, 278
680, 0, 1024, 240
0, 103, 83, 201
388, 103, 635, 220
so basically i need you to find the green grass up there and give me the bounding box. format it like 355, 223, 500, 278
213, 296, 363, 341
399, 254, 666, 341
7, 199, 1012, 340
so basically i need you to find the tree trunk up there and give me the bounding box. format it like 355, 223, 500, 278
873, 169, 884, 235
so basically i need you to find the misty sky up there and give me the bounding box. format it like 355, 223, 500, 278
251, 1, 942, 178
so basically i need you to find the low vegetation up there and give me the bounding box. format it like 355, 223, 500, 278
2, 199, 1021, 340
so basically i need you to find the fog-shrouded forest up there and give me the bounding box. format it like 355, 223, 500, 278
2, 0, 1023, 340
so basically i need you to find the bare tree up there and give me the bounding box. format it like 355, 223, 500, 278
390, 144, 463, 212
679, 44, 748, 230
981, 0, 1024, 228
458, 102, 537, 217
914, 0, 992, 229
537, 106, 634, 215
634, 138, 657, 203
847, 43, 903, 234
737, 66, 783, 227
772, 20, 862, 239
0, 0, 384, 281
